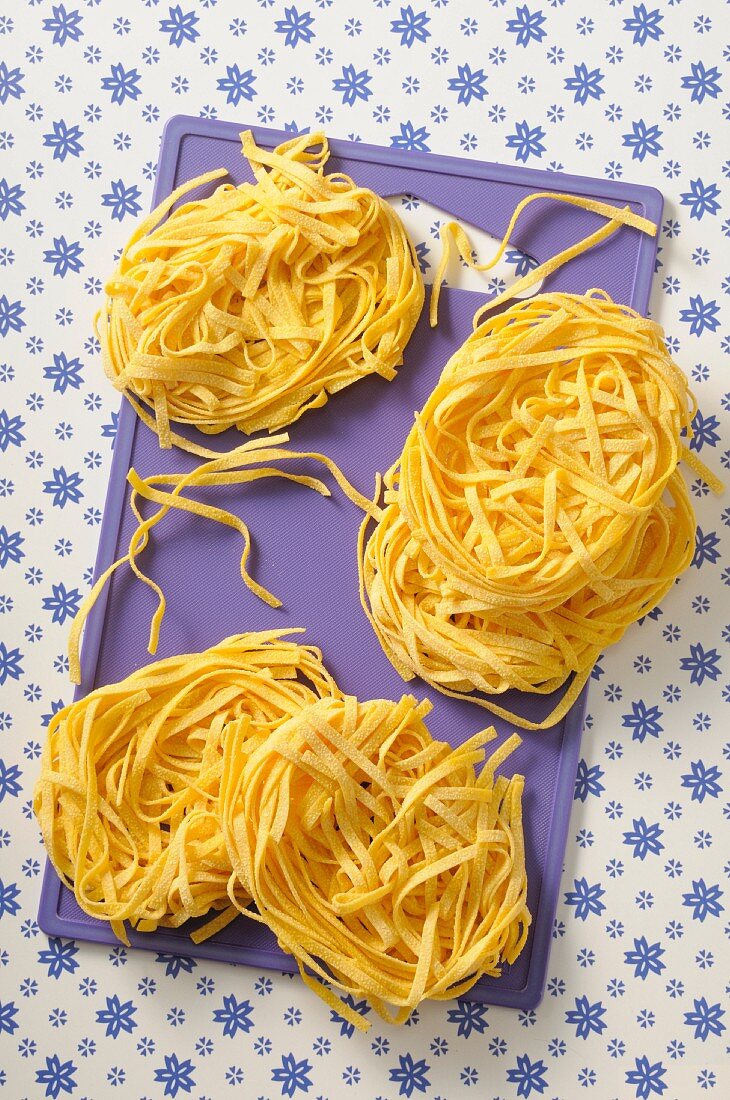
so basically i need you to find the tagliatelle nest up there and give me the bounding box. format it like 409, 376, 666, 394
97, 129, 424, 447
220, 694, 529, 1028
34, 632, 340, 942
360, 291, 717, 730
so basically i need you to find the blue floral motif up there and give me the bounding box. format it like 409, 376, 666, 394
564, 877, 606, 921
212, 993, 254, 1037
0, 178, 25, 220
42, 120, 84, 162
622, 817, 664, 860
506, 1052, 549, 1096
681, 61, 722, 103
564, 63, 604, 105
683, 997, 726, 1041
506, 6, 547, 48
332, 64, 373, 106
37, 938, 79, 979
0, 61, 25, 104
622, 5, 663, 48
155, 952, 196, 977
505, 249, 539, 277
390, 121, 430, 152
0, 878, 21, 918
446, 999, 489, 1037
42, 582, 82, 625
679, 643, 721, 686
623, 937, 666, 979
0, 295, 25, 336
216, 64, 256, 106
101, 410, 119, 442
505, 120, 546, 162
0, 999, 19, 1035
42, 236, 84, 278
154, 1052, 196, 1097
622, 120, 663, 161
621, 700, 663, 741
275, 7, 316, 49
691, 527, 720, 568
159, 6, 200, 48
447, 64, 488, 106
271, 1052, 314, 1096
678, 295, 720, 336
95, 994, 137, 1038
0, 410, 25, 451
564, 996, 606, 1039
679, 178, 721, 221
101, 180, 142, 221
42, 467, 84, 508
0, 643, 24, 686
390, 6, 431, 48
35, 1053, 77, 1099
101, 63, 142, 105
0, 527, 24, 569
680, 760, 722, 802
0, 759, 23, 802
625, 1055, 667, 1098
42, 5, 83, 47
388, 1052, 430, 1097
688, 409, 721, 451
573, 758, 604, 801
43, 352, 83, 393
681, 879, 724, 922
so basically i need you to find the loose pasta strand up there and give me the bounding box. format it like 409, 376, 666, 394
429, 190, 657, 327
68, 435, 379, 685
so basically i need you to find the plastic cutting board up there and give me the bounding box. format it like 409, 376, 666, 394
38, 117, 663, 1010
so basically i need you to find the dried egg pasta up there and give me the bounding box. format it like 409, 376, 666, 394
97, 130, 424, 447
220, 694, 529, 1029
35, 632, 340, 943
360, 291, 721, 730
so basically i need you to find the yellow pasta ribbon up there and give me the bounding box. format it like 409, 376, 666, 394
429, 190, 657, 328
68, 433, 380, 686
220, 694, 529, 1030
360, 291, 722, 730
34, 632, 341, 943
98, 130, 424, 445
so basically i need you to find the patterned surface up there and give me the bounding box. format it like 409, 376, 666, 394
0, 2, 728, 1097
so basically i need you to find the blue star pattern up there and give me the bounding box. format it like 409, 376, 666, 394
0, 2, 727, 1097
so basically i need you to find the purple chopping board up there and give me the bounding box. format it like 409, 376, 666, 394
38, 117, 662, 1010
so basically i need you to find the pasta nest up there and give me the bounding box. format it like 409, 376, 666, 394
97, 130, 424, 444
360, 291, 699, 729
34, 632, 339, 942
220, 694, 529, 1025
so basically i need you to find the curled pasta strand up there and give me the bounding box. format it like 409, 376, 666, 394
429, 190, 657, 328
